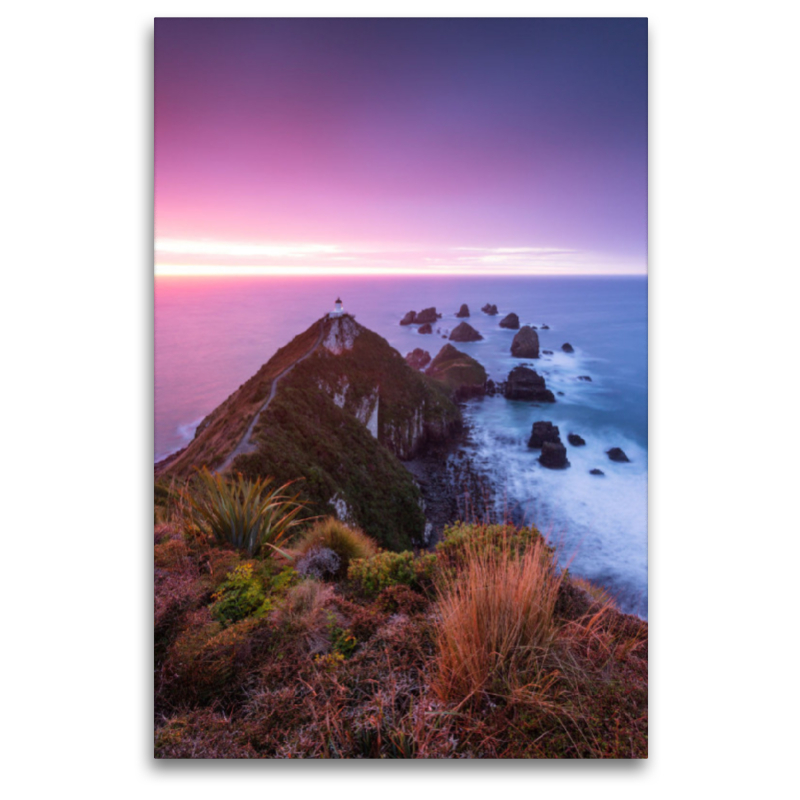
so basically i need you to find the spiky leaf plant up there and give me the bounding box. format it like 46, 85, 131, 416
184, 467, 308, 556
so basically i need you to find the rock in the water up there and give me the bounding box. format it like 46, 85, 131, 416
455, 304, 470, 318
561, 342, 574, 353
485, 378, 497, 395
531, 325, 538, 330
499, 312, 520, 329
481, 303, 498, 315
415, 307, 439, 324
449, 321, 483, 342
542, 349, 553, 355
539, 441, 570, 469
400, 310, 416, 325
556, 391, 565, 396
405, 348, 431, 370
589, 468, 605, 476
426, 343, 487, 400
541, 324, 550, 330
504, 365, 556, 402
418, 323, 432, 334
510, 326, 540, 358
568, 433, 586, 446
577, 375, 592, 382
607, 447, 630, 463
528, 421, 561, 449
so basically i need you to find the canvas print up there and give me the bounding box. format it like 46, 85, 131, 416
154, 18, 648, 758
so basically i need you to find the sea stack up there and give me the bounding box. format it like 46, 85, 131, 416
510, 326, 540, 358
455, 304, 470, 318
499, 312, 520, 329
504, 365, 555, 402
481, 303, 499, 315
449, 321, 483, 342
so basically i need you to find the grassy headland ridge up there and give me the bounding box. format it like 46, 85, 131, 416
157, 315, 462, 549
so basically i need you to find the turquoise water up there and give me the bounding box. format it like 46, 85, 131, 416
155, 275, 647, 616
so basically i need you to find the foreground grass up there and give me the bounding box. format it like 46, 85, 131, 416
154, 516, 647, 758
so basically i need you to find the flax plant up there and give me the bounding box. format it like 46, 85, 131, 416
184, 467, 308, 557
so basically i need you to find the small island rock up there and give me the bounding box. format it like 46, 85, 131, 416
511, 325, 540, 358
405, 348, 431, 370
499, 312, 520, 329
528, 421, 561, 449
568, 433, 586, 446
541, 324, 550, 330
481, 303, 498, 315
400, 310, 416, 325
539, 441, 570, 469
504, 365, 555, 402
589, 468, 605, 476
561, 342, 574, 353
415, 307, 439, 324
455, 304, 470, 318
449, 321, 483, 342
607, 447, 630, 463
577, 375, 592, 382
418, 323, 432, 334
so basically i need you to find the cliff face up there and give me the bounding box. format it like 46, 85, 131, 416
157, 314, 462, 550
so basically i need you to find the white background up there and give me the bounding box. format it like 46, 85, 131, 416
2, 0, 798, 795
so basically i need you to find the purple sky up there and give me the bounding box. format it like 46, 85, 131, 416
155, 18, 647, 275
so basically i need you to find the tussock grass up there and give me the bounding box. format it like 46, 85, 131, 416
434, 533, 563, 707
296, 517, 378, 576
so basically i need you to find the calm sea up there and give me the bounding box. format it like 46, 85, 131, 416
155, 275, 648, 617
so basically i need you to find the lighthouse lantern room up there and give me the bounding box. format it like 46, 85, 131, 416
331, 297, 344, 317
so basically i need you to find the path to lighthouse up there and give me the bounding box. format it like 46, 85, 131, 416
216, 320, 326, 473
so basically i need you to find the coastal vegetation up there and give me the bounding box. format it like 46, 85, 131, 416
154, 479, 648, 759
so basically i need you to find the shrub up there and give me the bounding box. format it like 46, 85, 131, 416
348, 551, 436, 597
436, 521, 547, 567
296, 547, 341, 581
434, 536, 563, 706
296, 518, 378, 578
184, 467, 308, 556
210, 563, 268, 625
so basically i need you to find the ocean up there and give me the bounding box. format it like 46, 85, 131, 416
155, 274, 648, 617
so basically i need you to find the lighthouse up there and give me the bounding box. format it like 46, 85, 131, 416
331, 297, 344, 317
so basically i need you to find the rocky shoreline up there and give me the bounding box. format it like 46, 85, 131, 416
403, 411, 497, 547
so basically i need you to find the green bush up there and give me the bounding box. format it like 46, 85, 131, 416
296, 517, 379, 577
210, 563, 268, 625
436, 522, 548, 567
348, 551, 436, 597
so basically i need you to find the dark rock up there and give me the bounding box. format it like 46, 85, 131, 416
481, 303, 498, 315
541, 324, 550, 330
418, 323, 432, 334
589, 468, 605, 476
449, 321, 483, 342
405, 348, 431, 370
567, 433, 586, 446
504, 365, 556, 402
499, 312, 520, 329
415, 307, 439, 324
455, 304, 470, 318
531, 325, 538, 330
607, 447, 630, 463
561, 342, 574, 353
510, 326, 540, 358
556, 391, 565, 396
400, 310, 416, 325
441, 335, 447, 338
539, 442, 570, 469
542, 349, 554, 355
485, 378, 496, 395
528, 421, 561, 449
577, 375, 592, 382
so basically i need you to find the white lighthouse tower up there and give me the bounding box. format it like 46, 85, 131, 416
331, 297, 344, 317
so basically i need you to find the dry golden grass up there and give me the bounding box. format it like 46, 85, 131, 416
295, 517, 379, 576
433, 533, 563, 707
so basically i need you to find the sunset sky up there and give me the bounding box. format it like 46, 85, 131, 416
155, 18, 647, 276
